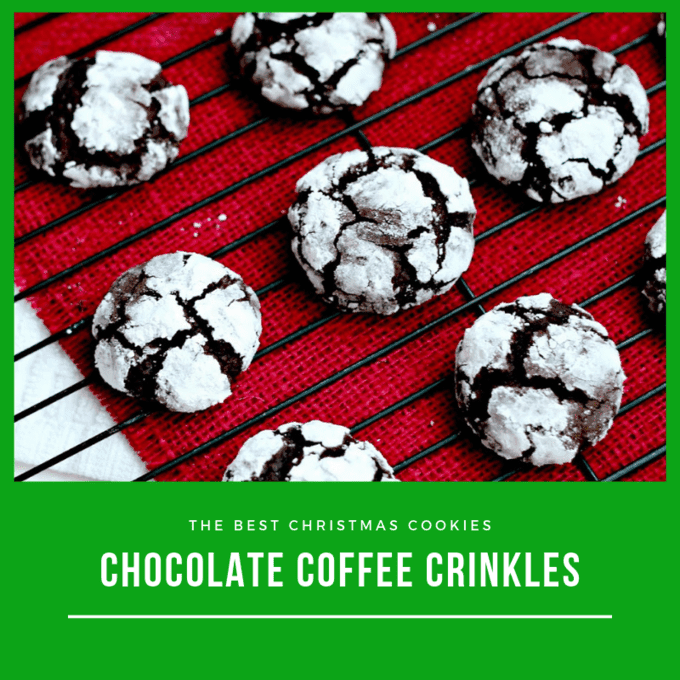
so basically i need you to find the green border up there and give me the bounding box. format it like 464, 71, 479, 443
7, 7, 674, 679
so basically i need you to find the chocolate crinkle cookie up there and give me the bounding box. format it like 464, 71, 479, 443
231, 13, 396, 115
641, 210, 666, 320
455, 293, 625, 466
92, 252, 261, 413
471, 38, 649, 203
288, 147, 476, 315
19, 50, 190, 188
223, 421, 398, 481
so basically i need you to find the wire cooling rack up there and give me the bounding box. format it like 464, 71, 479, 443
13, 12, 666, 482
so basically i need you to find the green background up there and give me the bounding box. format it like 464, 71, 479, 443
7, 4, 674, 679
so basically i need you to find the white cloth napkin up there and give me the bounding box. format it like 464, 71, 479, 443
14, 295, 147, 481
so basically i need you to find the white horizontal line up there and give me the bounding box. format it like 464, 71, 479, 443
69, 614, 612, 620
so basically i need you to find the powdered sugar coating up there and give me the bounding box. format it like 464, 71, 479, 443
455, 293, 625, 465
289, 147, 476, 315
223, 421, 398, 481
641, 211, 666, 319
92, 252, 261, 413
19, 51, 190, 188
472, 38, 649, 203
22, 56, 70, 112
231, 13, 396, 115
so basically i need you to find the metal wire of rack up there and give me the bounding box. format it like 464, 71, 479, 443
14, 12, 666, 482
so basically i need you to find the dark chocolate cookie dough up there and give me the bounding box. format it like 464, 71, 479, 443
231, 13, 396, 115
92, 252, 261, 413
223, 421, 398, 481
288, 147, 476, 315
19, 50, 190, 188
641, 210, 666, 320
455, 293, 625, 466
471, 37, 649, 203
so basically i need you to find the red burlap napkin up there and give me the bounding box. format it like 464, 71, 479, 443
14, 12, 666, 481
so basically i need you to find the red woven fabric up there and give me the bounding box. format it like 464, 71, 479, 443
14, 13, 52, 30
14, 12, 666, 481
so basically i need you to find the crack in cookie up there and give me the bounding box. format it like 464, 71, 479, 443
223, 421, 398, 481
641, 210, 666, 322
92, 252, 261, 413
471, 37, 649, 203
288, 147, 476, 315
231, 13, 396, 115
19, 50, 190, 188
455, 293, 625, 466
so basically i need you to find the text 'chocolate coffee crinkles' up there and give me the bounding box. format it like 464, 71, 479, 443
19, 51, 190, 188
455, 293, 625, 466
223, 421, 398, 481
641, 210, 666, 320
231, 13, 396, 115
471, 38, 649, 203
92, 252, 261, 413
288, 147, 476, 315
